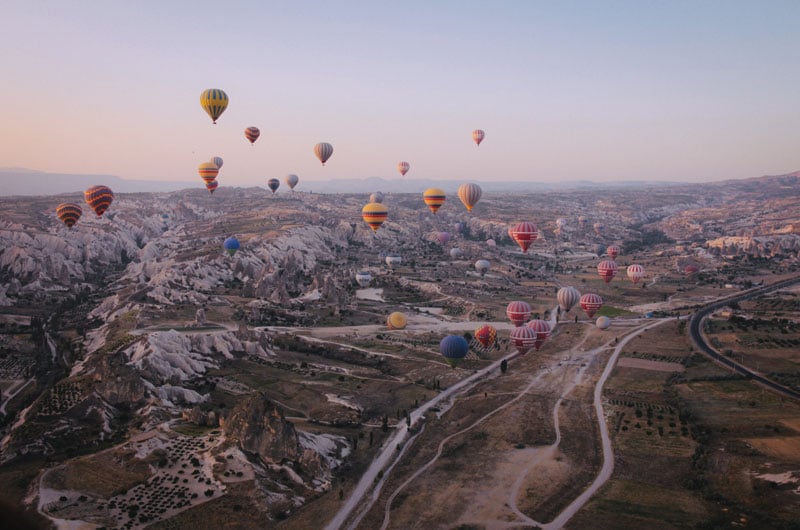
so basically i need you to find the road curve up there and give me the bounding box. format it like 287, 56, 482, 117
688, 276, 800, 401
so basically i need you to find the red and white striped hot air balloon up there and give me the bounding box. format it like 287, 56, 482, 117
510, 326, 537, 355
509, 222, 538, 253
627, 264, 645, 284
607, 245, 620, 260
397, 161, 410, 176
244, 126, 260, 145
506, 301, 532, 327
527, 319, 552, 351
580, 293, 603, 318
597, 260, 618, 283
472, 129, 485, 146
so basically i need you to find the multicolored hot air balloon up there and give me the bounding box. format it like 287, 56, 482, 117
506, 301, 532, 327
472, 129, 485, 146
223, 236, 240, 257
56, 203, 82, 228
509, 222, 538, 253
593, 222, 604, 236
355, 271, 372, 288
210, 156, 223, 169
423, 188, 446, 214
457, 183, 482, 213
314, 142, 334, 165
510, 326, 537, 355
437, 232, 451, 245
475, 259, 490, 276
440, 335, 469, 367
84, 185, 114, 217
385, 255, 402, 268
198, 162, 219, 184
527, 319, 552, 351
362, 202, 388, 231
627, 264, 645, 284
597, 260, 618, 283
285, 174, 299, 190
370, 191, 385, 204
557, 286, 581, 313
596, 316, 611, 330
474, 325, 497, 349
245, 127, 260, 145
206, 180, 218, 194
580, 293, 603, 318
449, 247, 463, 259
267, 178, 280, 194
200, 89, 228, 124
607, 245, 620, 260
387, 312, 407, 330
397, 161, 410, 176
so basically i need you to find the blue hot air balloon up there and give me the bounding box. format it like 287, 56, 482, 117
223, 236, 240, 257
440, 335, 469, 368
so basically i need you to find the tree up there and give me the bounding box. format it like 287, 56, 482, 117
500, 359, 508, 374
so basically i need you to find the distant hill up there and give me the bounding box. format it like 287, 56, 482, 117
0, 168, 192, 196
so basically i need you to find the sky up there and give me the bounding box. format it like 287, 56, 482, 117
1, 0, 799, 186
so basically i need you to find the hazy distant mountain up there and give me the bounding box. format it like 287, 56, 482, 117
0, 168, 192, 196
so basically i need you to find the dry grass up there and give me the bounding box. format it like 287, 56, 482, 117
43, 449, 154, 497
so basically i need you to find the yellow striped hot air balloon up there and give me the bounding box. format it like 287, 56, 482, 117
387, 312, 407, 330
84, 185, 114, 217
56, 203, 82, 228
199, 89, 228, 124
362, 202, 388, 231
423, 188, 446, 214
198, 162, 219, 184
457, 183, 482, 213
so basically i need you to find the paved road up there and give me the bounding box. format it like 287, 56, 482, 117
688, 276, 800, 401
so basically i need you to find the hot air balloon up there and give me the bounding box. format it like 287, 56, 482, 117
527, 319, 552, 351
385, 255, 402, 268
200, 89, 228, 124
314, 142, 334, 165
362, 203, 388, 231
506, 301, 532, 327
486, 239, 496, 248
557, 286, 581, 313
474, 325, 497, 349
84, 185, 114, 217
684, 264, 700, 275
593, 244, 606, 257
423, 188, 446, 214
578, 215, 587, 228
206, 180, 218, 194
245, 127, 260, 145
454, 222, 463, 233
607, 245, 620, 260
596, 316, 611, 330
210, 156, 224, 169
627, 264, 645, 284
397, 161, 410, 176
223, 236, 240, 257
56, 203, 82, 228
450, 248, 463, 259
370, 191, 385, 204
580, 293, 603, 318
267, 178, 280, 194
355, 271, 372, 288
474, 259, 490, 276
472, 129, 485, 146
509, 222, 538, 253
437, 232, 451, 245
556, 218, 568, 231
440, 335, 469, 367
457, 183, 482, 213
285, 174, 299, 190
593, 222, 604, 236
387, 312, 407, 330
198, 162, 219, 184
510, 326, 537, 355
597, 260, 618, 283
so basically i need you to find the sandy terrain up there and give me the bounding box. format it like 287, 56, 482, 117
617, 358, 685, 372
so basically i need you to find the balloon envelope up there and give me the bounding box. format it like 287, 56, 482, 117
387, 312, 407, 330
627, 264, 645, 284
84, 185, 114, 217
245, 127, 260, 145
385, 255, 402, 268
370, 191, 385, 204
285, 174, 299, 190
597, 260, 618, 283
510, 326, 537, 355
200, 89, 228, 123
56, 203, 82, 228
206, 180, 218, 193
527, 319, 552, 351
223, 236, 240, 256
474, 325, 497, 348
267, 178, 280, 193
440, 335, 469, 367
596, 316, 611, 330
314, 142, 334, 165
198, 162, 219, 184
362, 203, 388, 231
210, 156, 223, 169
472, 129, 485, 146
506, 301, 532, 327
355, 271, 372, 287
423, 188, 446, 214
397, 161, 410, 176
475, 259, 490, 276
580, 293, 603, 318
509, 222, 538, 253
457, 183, 482, 213
557, 286, 581, 313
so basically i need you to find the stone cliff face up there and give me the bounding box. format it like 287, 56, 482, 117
222, 393, 301, 465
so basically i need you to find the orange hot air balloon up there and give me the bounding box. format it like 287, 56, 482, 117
56, 203, 82, 228
387, 312, 407, 330
509, 222, 538, 253
472, 129, 485, 146
397, 161, 410, 176
423, 188, 446, 214
84, 185, 114, 217
244, 127, 260, 145
362, 202, 388, 231
474, 325, 497, 348
198, 162, 219, 184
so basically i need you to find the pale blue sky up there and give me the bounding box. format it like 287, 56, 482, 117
2, 1, 799, 185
